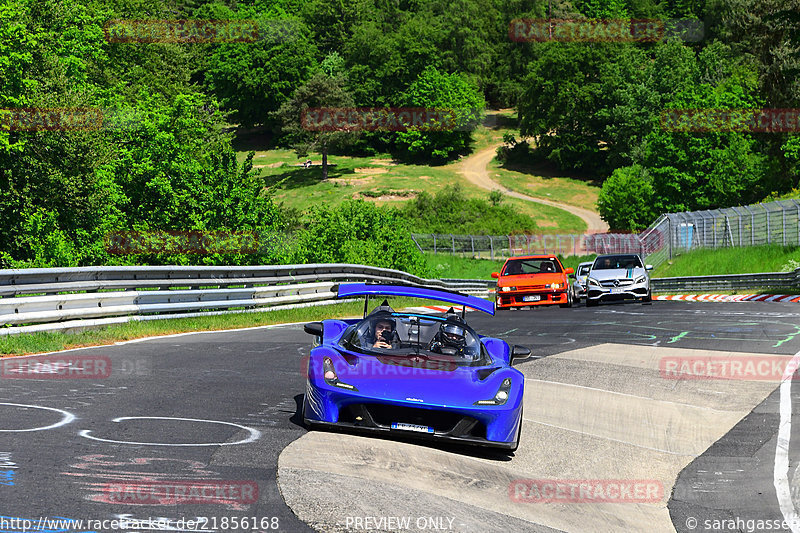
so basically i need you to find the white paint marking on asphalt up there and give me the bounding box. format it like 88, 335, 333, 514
0, 403, 76, 432
79, 416, 261, 446
774, 349, 800, 533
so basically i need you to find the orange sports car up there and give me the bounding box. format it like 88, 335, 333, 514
491, 255, 575, 310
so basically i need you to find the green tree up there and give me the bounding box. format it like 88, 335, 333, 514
597, 165, 655, 231
275, 72, 359, 180
200, 7, 318, 128
395, 67, 484, 162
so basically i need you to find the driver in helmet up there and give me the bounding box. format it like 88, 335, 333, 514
429, 320, 467, 356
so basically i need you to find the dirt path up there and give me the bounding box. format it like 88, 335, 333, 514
455, 122, 609, 233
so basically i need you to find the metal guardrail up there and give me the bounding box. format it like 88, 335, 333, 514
0, 264, 494, 336
1, 263, 795, 337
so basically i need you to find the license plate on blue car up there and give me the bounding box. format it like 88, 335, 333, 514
391, 422, 434, 433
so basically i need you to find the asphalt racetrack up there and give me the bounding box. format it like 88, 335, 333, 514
2, 300, 800, 533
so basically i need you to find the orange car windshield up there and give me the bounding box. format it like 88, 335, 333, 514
502, 259, 562, 275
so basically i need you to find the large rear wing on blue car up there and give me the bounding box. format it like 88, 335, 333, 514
335, 283, 495, 317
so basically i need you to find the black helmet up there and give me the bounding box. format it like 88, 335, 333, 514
440, 322, 466, 348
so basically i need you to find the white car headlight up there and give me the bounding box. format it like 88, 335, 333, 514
635, 275, 647, 284
501, 286, 511, 292
588, 278, 600, 287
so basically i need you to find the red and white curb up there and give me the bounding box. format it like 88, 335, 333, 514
656, 294, 800, 303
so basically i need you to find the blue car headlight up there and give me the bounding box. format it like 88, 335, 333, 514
323, 357, 358, 391
474, 378, 512, 406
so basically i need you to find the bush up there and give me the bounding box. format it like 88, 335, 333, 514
291, 199, 430, 276
597, 165, 656, 231
402, 184, 537, 235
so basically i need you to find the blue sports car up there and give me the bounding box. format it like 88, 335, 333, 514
301, 283, 530, 451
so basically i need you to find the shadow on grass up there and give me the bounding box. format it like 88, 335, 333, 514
262, 164, 356, 190
232, 129, 275, 153
484, 113, 518, 130
500, 158, 602, 187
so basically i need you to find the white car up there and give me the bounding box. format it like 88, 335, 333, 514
585, 254, 652, 306
570, 261, 593, 303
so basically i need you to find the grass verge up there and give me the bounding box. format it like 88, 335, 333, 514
0, 295, 491, 357
653, 245, 800, 277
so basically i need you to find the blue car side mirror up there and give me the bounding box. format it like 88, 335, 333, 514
304, 322, 324, 337
511, 345, 531, 361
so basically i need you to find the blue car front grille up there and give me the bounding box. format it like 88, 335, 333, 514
340, 403, 486, 439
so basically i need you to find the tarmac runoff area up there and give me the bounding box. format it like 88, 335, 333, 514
278, 343, 783, 532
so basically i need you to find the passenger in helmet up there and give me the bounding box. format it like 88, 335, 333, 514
429, 320, 467, 356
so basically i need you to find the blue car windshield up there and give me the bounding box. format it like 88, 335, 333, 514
340, 313, 490, 366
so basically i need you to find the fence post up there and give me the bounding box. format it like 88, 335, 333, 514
451, 234, 455, 255
410, 234, 423, 253
765, 205, 771, 245
470, 235, 475, 256
793, 200, 800, 246
489, 236, 494, 260
712, 212, 717, 248
572, 234, 576, 256
783, 206, 786, 246
744, 206, 754, 245
667, 216, 673, 259
433, 234, 437, 254
731, 207, 742, 246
